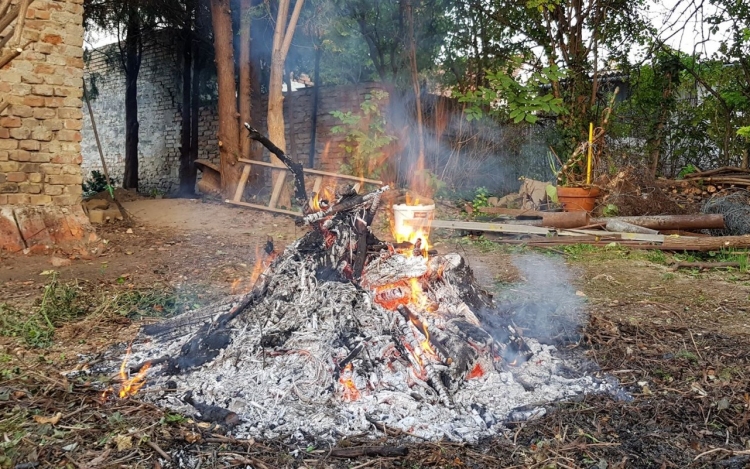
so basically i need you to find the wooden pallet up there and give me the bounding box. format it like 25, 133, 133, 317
225, 158, 384, 216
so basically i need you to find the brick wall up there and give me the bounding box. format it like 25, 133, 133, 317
0, 0, 86, 207
81, 36, 390, 194
0, 0, 95, 253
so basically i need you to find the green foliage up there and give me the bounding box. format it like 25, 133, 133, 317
83, 170, 117, 198
602, 204, 619, 217
331, 90, 397, 179
677, 164, 698, 179
457, 62, 567, 123
0, 273, 84, 348
471, 187, 490, 213
738, 126, 750, 139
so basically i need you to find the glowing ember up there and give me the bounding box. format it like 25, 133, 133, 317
467, 363, 484, 380
338, 364, 360, 401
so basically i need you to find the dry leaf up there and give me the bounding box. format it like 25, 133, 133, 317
33, 412, 62, 425
183, 431, 201, 444
114, 434, 133, 452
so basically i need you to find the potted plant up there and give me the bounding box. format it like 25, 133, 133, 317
551, 91, 617, 212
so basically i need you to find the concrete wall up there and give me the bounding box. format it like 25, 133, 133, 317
82, 36, 389, 195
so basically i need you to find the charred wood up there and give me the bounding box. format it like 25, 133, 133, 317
183, 391, 241, 428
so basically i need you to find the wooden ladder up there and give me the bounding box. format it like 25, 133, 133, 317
225, 158, 384, 215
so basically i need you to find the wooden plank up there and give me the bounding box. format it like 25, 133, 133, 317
225, 199, 301, 216
559, 228, 666, 243
237, 158, 383, 185
312, 176, 322, 194
268, 171, 287, 208
233, 164, 252, 202
476, 207, 545, 217
409, 219, 552, 235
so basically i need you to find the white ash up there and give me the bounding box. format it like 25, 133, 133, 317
106, 248, 618, 444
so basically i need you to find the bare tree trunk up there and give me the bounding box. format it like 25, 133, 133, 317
123, 7, 141, 191
286, 71, 296, 160
179, 7, 195, 196
238, 0, 252, 160
404, 0, 425, 193
308, 44, 322, 168
210, 0, 243, 198
267, 0, 304, 208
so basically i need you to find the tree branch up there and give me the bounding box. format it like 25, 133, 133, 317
280, 0, 304, 59
10, 0, 30, 47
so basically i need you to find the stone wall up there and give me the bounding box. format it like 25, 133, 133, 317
81, 36, 390, 194
1, 0, 95, 253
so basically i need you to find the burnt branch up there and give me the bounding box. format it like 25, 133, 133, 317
244, 123, 307, 205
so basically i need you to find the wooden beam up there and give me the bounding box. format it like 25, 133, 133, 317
225, 199, 301, 216
268, 171, 286, 208
237, 158, 383, 185
233, 164, 252, 202
312, 175, 322, 194
408, 219, 552, 235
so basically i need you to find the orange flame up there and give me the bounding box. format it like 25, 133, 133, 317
107, 345, 151, 399
338, 364, 360, 401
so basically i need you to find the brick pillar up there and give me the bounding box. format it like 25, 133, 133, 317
0, 0, 95, 253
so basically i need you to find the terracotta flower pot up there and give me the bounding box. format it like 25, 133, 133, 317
557, 186, 602, 213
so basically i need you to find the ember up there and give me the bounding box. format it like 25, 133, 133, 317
98, 128, 618, 442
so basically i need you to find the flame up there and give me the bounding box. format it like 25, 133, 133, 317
310, 186, 334, 212
392, 194, 432, 258
409, 278, 429, 310
103, 345, 151, 399
338, 363, 360, 401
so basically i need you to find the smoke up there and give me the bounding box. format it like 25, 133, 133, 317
386, 91, 556, 198
491, 253, 586, 345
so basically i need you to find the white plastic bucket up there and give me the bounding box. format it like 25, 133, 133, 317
392, 203, 435, 243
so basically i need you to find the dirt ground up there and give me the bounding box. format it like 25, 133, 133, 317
1, 198, 750, 468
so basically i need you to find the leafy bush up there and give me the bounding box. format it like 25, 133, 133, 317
83, 170, 116, 197
331, 90, 397, 179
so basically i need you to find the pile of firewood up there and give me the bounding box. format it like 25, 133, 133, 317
658, 167, 750, 208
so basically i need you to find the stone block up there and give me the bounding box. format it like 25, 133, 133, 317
23, 95, 45, 107
19, 183, 43, 194
7, 194, 30, 204
9, 150, 31, 161
57, 129, 80, 141
0, 195, 6, 204
28, 172, 43, 183
9, 127, 31, 139
20, 140, 41, 151
87, 208, 105, 224
45, 97, 65, 108
0, 139, 19, 150
0, 208, 25, 253
34, 64, 56, 75
0, 161, 18, 172
0, 182, 19, 193
63, 119, 82, 130
44, 184, 63, 195
52, 194, 80, 206
58, 107, 82, 119
84, 199, 109, 210
6, 172, 26, 183
42, 34, 63, 45
0, 151, 8, 161
33, 107, 57, 119
0, 128, 8, 139
40, 163, 61, 175
0, 116, 22, 127
29, 195, 52, 205
29, 152, 52, 163
12, 105, 33, 118
46, 174, 82, 185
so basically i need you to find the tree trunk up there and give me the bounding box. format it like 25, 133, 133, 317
404, 0, 425, 194
286, 71, 296, 160
210, 0, 243, 198
123, 7, 141, 191
267, 0, 304, 208
238, 0, 252, 159
179, 10, 195, 196
308, 44, 321, 169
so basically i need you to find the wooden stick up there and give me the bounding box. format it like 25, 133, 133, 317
670, 262, 742, 271
0, 99, 9, 115
0, 44, 23, 68
0, 3, 20, 35
225, 199, 301, 216
244, 123, 307, 205
238, 158, 383, 185
0, 0, 12, 18
684, 166, 750, 178
10, 0, 29, 46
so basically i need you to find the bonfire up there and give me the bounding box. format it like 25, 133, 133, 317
99, 127, 613, 442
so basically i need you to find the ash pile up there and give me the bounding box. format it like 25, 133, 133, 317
100, 128, 617, 443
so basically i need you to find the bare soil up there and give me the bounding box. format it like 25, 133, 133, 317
1, 198, 749, 468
